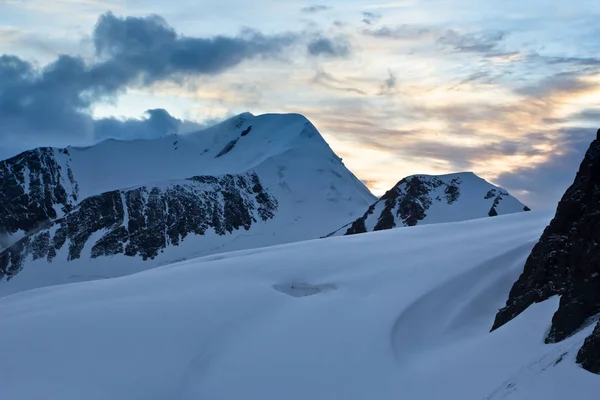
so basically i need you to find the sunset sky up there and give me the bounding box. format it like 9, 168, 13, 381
1, 0, 599, 208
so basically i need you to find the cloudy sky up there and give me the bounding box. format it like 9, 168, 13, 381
1, 0, 599, 208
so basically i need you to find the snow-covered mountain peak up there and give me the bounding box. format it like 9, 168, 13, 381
0, 112, 375, 293
48, 112, 337, 199
328, 171, 529, 237
393, 171, 487, 187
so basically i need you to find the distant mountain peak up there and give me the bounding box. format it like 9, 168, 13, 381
326, 171, 528, 237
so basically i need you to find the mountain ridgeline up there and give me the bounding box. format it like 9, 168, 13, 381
1, 173, 277, 279
0, 112, 533, 297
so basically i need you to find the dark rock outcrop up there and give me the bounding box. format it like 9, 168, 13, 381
491, 133, 600, 374
486, 188, 512, 217
0, 148, 78, 239
0, 173, 277, 279
345, 176, 444, 235
216, 139, 239, 158
577, 322, 600, 373
241, 126, 252, 136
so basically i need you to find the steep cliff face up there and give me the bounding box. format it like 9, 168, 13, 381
577, 322, 600, 373
0, 148, 78, 245
327, 172, 528, 237
0, 173, 277, 280
492, 132, 600, 374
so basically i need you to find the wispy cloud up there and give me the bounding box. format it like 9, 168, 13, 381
0, 27, 25, 44
362, 24, 431, 40
311, 70, 367, 95
301, 5, 331, 13
437, 29, 506, 54
379, 69, 397, 94
362, 11, 382, 25
307, 35, 351, 57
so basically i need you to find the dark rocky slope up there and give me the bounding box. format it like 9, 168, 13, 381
0, 148, 77, 242
577, 322, 600, 373
492, 130, 600, 374
0, 173, 277, 280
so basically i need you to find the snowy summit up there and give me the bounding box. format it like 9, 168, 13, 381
0, 113, 375, 295
328, 172, 529, 236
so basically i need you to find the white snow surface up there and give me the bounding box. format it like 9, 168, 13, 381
1, 211, 597, 400
63, 112, 371, 202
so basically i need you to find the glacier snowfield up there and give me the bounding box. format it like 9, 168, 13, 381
1, 211, 598, 400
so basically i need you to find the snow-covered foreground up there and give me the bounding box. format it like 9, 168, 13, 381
1, 211, 598, 400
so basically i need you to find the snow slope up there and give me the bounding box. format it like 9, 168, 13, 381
328, 172, 529, 236
0, 112, 375, 295
64, 112, 366, 200
1, 211, 597, 400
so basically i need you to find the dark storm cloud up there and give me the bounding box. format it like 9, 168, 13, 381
0, 54, 94, 139
307, 36, 351, 57
0, 12, 300, 146
301, 5, 331, 13
94, 109, 183, 141
92, 12, 297, 86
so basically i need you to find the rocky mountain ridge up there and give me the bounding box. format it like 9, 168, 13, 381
1, 173, 277, 280
327, 172, 529, 237
492, 131, 600, 374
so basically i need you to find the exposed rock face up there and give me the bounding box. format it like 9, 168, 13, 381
326, 172, 528, 237
491, 134, 600, 374
0, 173, 277, 280
345, 176, 459, 234
0, 148, 78, 239
577, 322, 600, 373
216, 138, 239, 158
